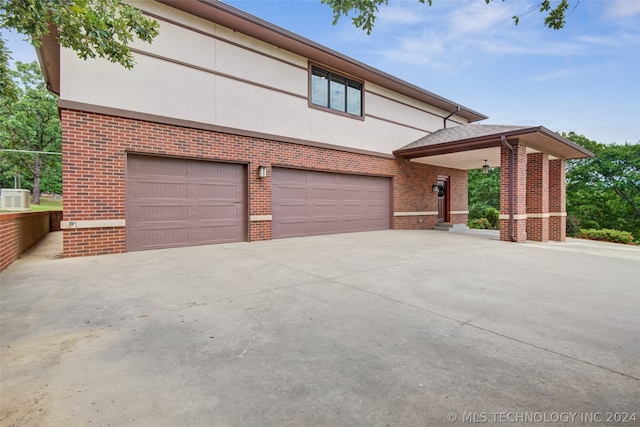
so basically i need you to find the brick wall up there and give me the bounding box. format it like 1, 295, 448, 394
0, 211, 50, 271
500, 143, 527, 242
526, 152, 549, 242
50, 211, 63, 231
61, 109, 469, 257
549, 159, 567, 242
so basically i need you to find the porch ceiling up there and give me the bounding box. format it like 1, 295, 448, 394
394, 124, 594, 170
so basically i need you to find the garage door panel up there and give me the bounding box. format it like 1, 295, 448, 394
191, 204, 242, 221
191, 183, 243, 200
131, 204, 189, 223
136, 226, 189, 249
128, 181, 189, 200
188, 224, 243, 244
189, 160, 242, 180
129, 156, 187, 177
127, 155, 246, 251
272, 168, 391, 239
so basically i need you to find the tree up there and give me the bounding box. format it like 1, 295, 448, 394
468, 167, 500, 228
0, 61, 61, 204
322, 0, 575, 35
0, 0, 159, 99
565, 132, 640, 238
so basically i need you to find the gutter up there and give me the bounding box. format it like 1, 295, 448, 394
501, 135, 517, 242
443, 106, 460, 129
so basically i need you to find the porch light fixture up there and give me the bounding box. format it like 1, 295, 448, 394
258, 166, 268, 179
432, 184, 440, 193
482, 160, 490, 175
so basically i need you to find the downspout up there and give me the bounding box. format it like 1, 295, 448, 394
501, 135, 517, 242
443, 106, 460, 129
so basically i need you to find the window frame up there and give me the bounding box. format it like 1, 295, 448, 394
308, 63, 365, 120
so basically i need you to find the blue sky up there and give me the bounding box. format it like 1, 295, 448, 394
4, 0, 639, 144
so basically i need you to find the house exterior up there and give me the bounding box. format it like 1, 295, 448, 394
36, 0, 591, 257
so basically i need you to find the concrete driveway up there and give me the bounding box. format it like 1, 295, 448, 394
1, 230, 639, 426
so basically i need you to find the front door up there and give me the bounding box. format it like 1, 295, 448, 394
437, 176, 449, 223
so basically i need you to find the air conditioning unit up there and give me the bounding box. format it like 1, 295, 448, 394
0, 189, 31, 211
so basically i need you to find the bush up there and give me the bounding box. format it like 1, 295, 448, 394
468, 203, 487, 221
484, 207, 499, 229
578, 228, 635, 244
566, 214, 581, 237
469, 218, 490, 229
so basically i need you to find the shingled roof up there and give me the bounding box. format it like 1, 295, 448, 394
394, 125, 593, 160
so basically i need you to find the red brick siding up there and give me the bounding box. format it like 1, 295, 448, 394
526, 152, 549, 242
549, 159, 567, 242
50, 211, 63, 231
63, 228, 126, 257
0, 211, 50, 270
500, 143, 527, 242
60, 109, 469, 257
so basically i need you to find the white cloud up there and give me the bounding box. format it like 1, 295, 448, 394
373, 0, 591, 71
530, 69, 577, 82
377, 4, 428, 26
605, 0, 640, 18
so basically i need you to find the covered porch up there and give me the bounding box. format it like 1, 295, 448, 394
394, 125, 594, 243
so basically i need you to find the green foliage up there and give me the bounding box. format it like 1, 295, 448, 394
469, 218, 491, 229
0, 36, 18, 102
468, 168, 500, 229
484, 207, 499, 229
0, 61, 61, 203
578, 228, 635, 245
321, 0, 575, 34
564, 132, 640, 240
566, 214, 581, 237
0, 0, 159, 99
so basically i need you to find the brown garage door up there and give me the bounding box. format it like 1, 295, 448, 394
126, 155, 246, 251
272, 168, 391, 239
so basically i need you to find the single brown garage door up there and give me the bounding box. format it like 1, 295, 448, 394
272, 168, 391, 239
126, 155, 246, 251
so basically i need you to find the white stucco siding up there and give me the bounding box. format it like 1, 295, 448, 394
60, 49, 216, 125
215, 78, 311, 139
366, 92, 442, 132
362, 118, 427, 153
58, 0, 468, 155
214, 25, 308, 70
367, 83, 469, 126
128, 16, 216, 71
215, 41, 307, 97
310, 110, 364, 149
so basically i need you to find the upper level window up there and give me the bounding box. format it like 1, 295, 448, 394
311, 66, 362, 117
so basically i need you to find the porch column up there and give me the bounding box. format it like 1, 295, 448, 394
500, 143, 527, 242
526, 153, 549, 242
549, 159, 567, 241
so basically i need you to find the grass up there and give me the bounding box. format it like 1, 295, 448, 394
30, 196, 63, 211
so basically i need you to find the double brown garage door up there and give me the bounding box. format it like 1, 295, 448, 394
126, 156, 391, 251
126, 155, 246, 251
271, 168, 391, 239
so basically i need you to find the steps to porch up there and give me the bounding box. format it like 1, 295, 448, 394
432, 223, 470, 232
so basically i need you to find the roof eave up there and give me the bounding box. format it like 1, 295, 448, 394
394, 126, 595, 160
157, 0, 488, 123
35, 23, 60, 95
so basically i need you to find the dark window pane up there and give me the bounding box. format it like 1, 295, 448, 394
311, 68, 329, 107
347, 81, 362, 116
330, 75, 346, 112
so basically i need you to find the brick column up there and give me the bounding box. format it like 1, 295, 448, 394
549, 159, 566, 241
526, 153, 549, 242
500, 143, 527, 242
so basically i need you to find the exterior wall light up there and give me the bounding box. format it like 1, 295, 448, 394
258, 165, 268, 178
482, 160, 490, 175
432, 184, 440, 193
